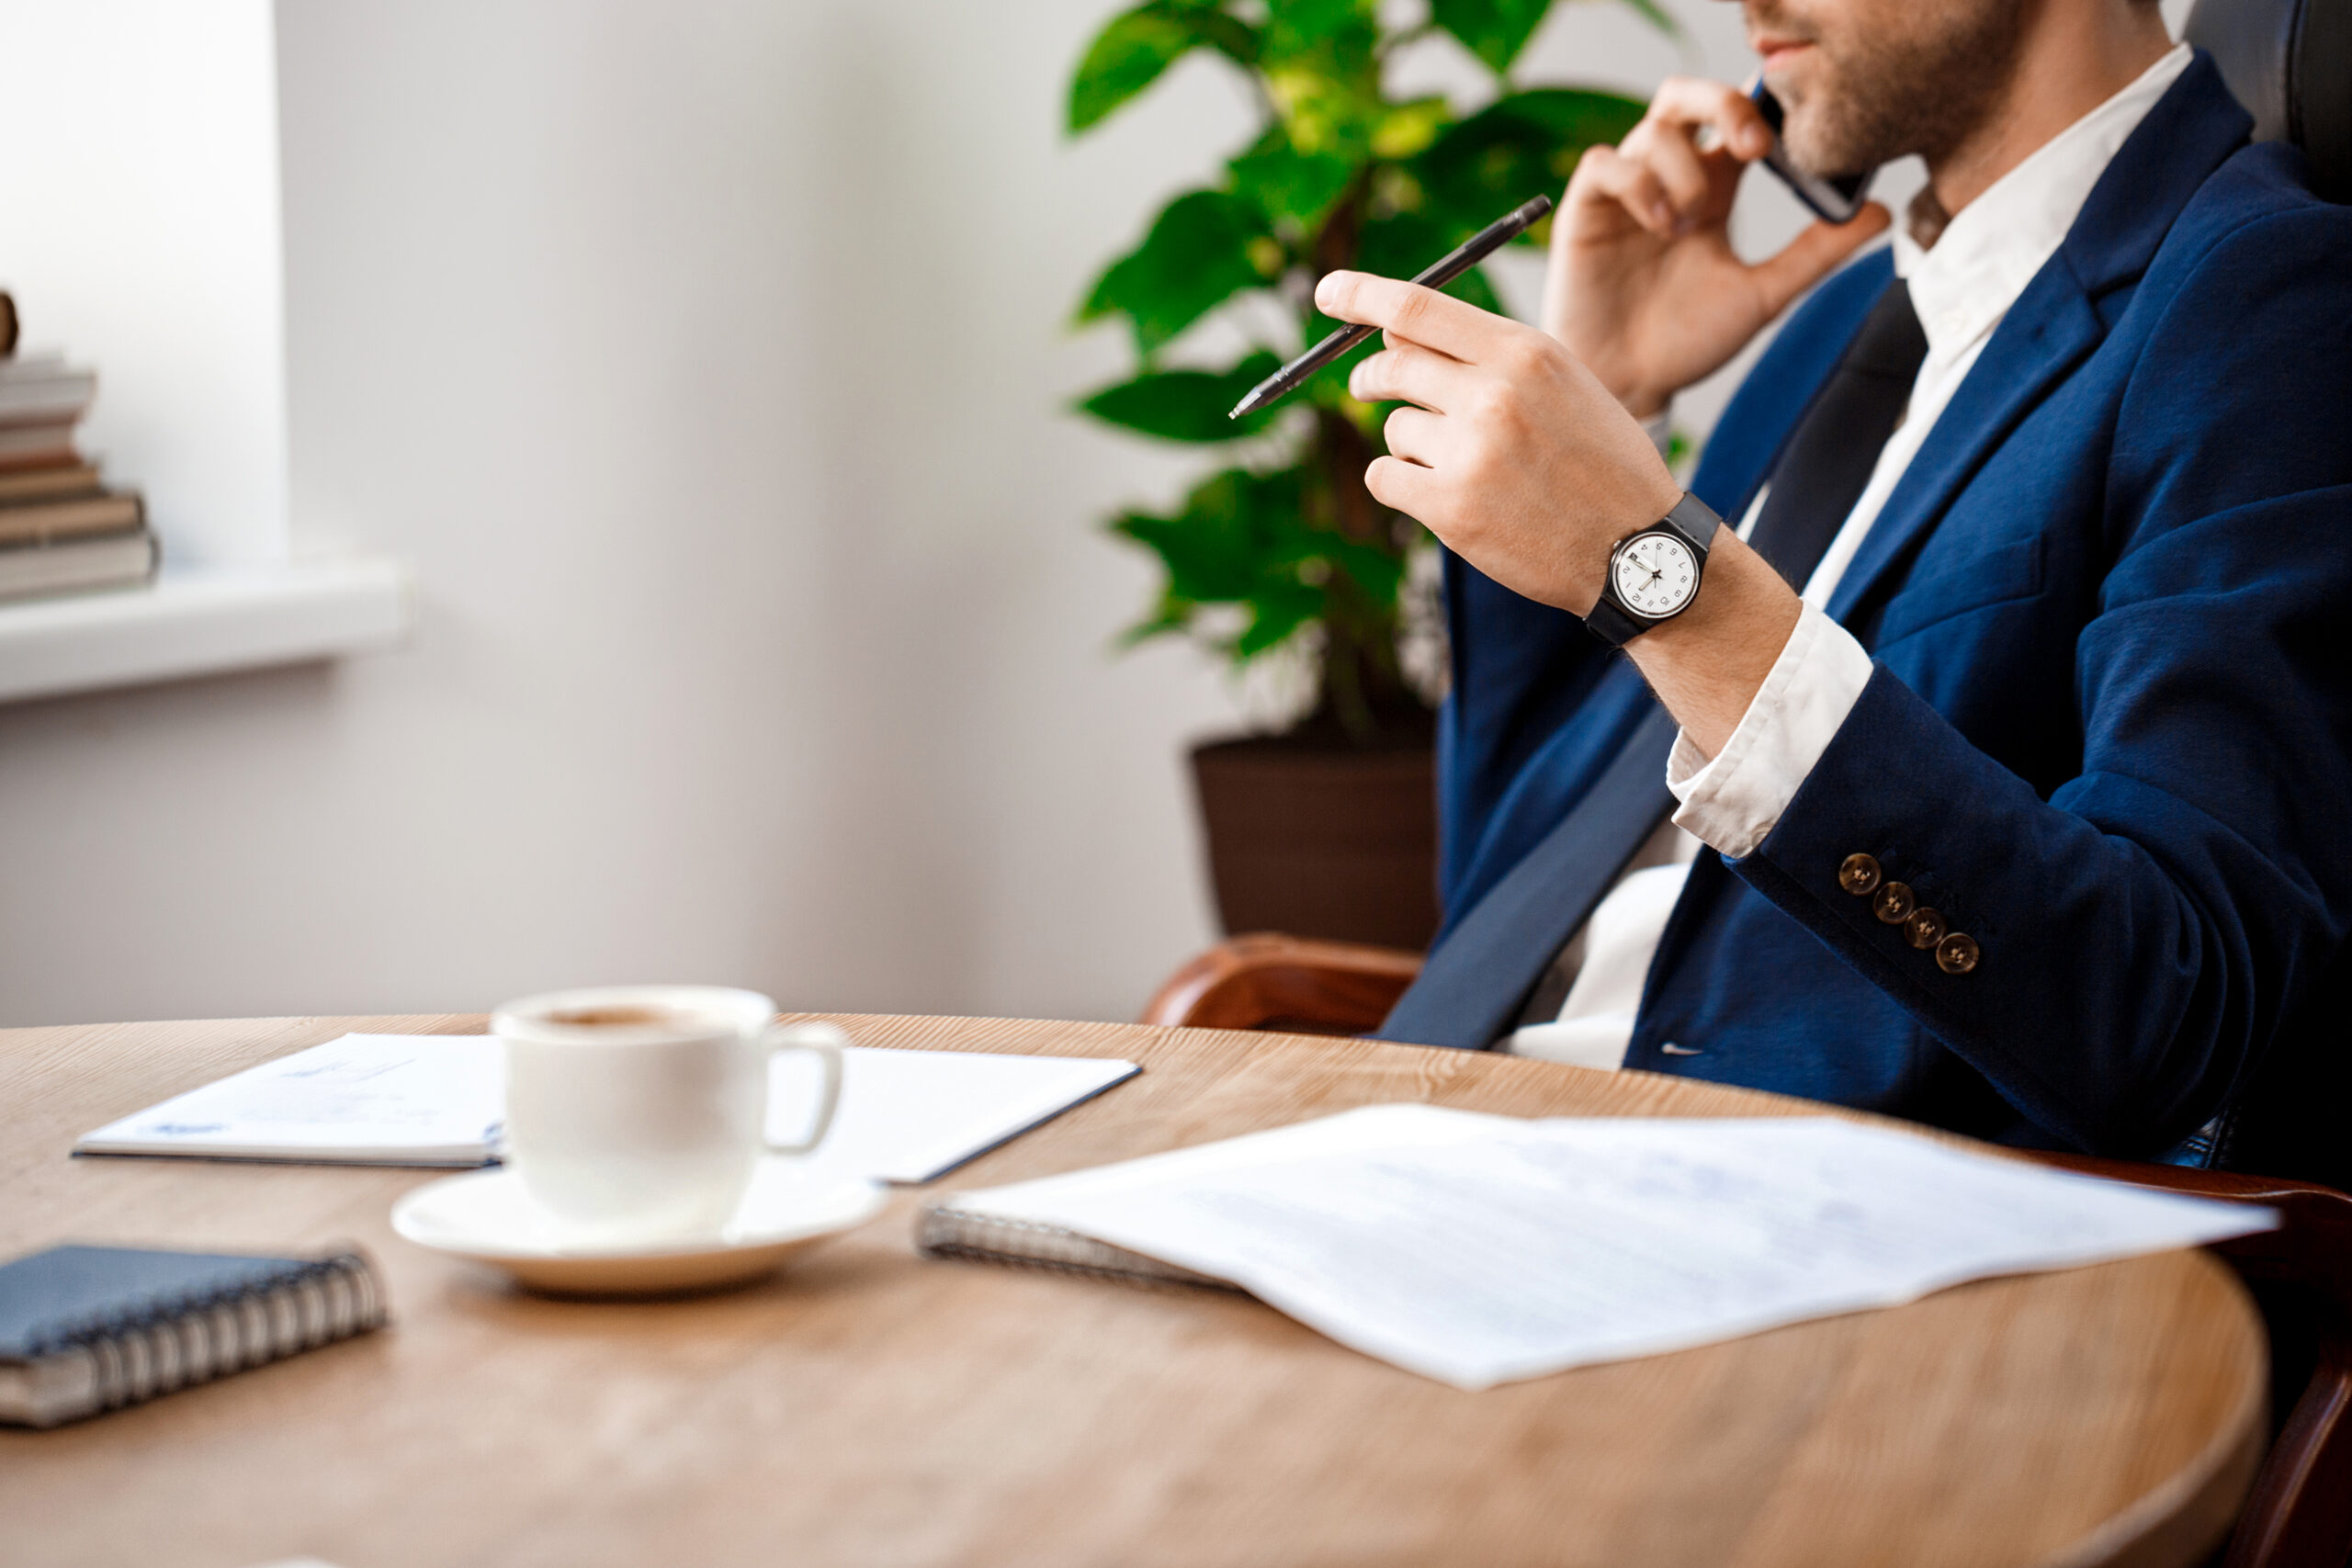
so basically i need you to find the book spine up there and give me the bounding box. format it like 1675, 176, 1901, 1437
37, 1250, 387, 1427
916, 1205, 1235, 1294
0, 373, 95, 425
0, 440, 79, 474
0, 528, 158, 604
0, 492, 142, 547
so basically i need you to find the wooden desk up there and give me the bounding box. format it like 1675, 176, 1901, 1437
0, 1014, 2266, 1568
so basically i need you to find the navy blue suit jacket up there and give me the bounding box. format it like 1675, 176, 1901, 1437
1436, 54, 2352, 1181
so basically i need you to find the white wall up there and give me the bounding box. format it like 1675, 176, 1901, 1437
0, 0, 1959, 1029
0, 0, 288, 566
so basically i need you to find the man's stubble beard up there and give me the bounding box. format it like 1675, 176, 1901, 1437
1756, 0, 2034, 186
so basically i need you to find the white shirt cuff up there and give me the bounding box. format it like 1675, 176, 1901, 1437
1665, 603, 1874, 858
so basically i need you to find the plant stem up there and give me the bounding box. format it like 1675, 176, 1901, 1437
1313, 407, 1380, 545
1300, 164, 1417, 748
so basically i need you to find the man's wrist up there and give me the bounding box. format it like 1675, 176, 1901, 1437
1623, 531, 1804, 758
1664, 604, 1874, 859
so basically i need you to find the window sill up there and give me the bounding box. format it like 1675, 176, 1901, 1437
0, 557, 411, 705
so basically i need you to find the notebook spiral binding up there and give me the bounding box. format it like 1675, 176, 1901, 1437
32, 1250, 386, 1421
915, 1207, 1238, 1294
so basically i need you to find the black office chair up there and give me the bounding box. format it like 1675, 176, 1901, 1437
2188, 0, 2350, 200
2173, 8, 2352, 1563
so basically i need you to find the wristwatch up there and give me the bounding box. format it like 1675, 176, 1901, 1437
1583, 491, 1723, 646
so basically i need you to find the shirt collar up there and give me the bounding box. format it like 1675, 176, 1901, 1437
1893, 42, 2191, 363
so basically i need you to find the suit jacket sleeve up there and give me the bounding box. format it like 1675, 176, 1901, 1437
1730, 203, 2352, 1156
1436, 547, 1616, 908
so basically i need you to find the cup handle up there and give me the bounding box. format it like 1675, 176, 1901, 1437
762, 1021, 846, 1155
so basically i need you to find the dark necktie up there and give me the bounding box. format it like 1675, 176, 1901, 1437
1374, 278, 1928, 1050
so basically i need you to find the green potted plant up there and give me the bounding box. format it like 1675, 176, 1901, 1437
1069, 0, 1657, 950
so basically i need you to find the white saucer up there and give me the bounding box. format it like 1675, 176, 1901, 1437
390, 1157, 888, 1296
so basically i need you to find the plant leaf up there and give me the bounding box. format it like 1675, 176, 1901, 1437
1227, 130, 1358, 231
1067, 3, 1261, 134
1430, 0, 1552, 75
1111, 464, 1396, 662
1370, 96, 1453, 161
1353, 209, 1511, 318
1076, 351, 1285, 442
1261, 0, 1379, 56
1258, 0, 1381, 161
1079, 190, 1275, 355
1411, 86, 1645, 238
1114, 603, 1193, 648
1069, 7, 1195, 132
1112, 467, 1305, 605
1234, 578, 1326, 656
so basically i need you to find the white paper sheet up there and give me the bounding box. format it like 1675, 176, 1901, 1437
779, 1044, 1141, 1183
944, 1104, 2275, 1390
75, 1034, 503, 1165
77, 1033, 1138, 1183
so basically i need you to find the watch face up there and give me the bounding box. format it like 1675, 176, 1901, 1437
1611, 531, 1699, 619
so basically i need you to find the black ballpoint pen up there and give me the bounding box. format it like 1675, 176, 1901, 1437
1227, 194, 1555, 421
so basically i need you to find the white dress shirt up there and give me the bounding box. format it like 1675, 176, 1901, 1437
1509, 44, 2192, 1069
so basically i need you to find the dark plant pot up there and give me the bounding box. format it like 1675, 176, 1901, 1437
1190, 729, 1440, 953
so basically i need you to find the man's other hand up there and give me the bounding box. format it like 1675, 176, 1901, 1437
1544, 76, 1891, 420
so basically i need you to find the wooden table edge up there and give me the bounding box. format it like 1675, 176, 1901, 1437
2037, 1292, 2267, 1568
0, 1011, 2277, 1568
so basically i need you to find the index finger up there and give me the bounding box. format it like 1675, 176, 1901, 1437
1644, 75, 1773, 162
1313, 272, 1514, 364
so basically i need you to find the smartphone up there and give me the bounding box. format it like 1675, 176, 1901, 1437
1749, 83, 1876, 224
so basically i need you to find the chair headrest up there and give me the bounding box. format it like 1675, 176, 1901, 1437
2185, 0, 2351, 200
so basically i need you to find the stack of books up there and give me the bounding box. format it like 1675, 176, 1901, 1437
0, 292, 159, 605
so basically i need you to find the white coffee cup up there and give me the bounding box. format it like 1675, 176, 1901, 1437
492, 985, 844, 1246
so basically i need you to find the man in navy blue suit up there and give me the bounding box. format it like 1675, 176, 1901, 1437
1312, 0, 2352, 1180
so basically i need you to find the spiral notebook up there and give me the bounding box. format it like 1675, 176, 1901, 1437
0, 1244, 387, 1427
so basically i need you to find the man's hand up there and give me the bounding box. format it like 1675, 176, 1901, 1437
1319, 269, 1802, 758
1547, 77, 1890, 419
1324, 270, 1680, 615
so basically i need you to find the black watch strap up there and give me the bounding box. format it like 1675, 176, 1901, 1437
1661, 490, 1721, 552
1584, 596, 1647, 647
1583, 491, 1723, 647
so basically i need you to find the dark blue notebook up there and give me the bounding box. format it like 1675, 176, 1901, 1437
0, 1244, 386, 1427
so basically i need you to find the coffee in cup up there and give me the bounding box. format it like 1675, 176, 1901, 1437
492, 985, 844, 1246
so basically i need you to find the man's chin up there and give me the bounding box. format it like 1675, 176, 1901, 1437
1771, 79, 1877, 185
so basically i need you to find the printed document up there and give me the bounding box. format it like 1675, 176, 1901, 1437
76, 1033, 1137, 1183
941, 1104, 2273, 1389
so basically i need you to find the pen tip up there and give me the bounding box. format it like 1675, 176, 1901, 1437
1227, 397, 1255, 420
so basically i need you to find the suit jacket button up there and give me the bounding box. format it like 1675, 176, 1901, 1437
1872, 881, 1916, 923
1905, 906, 1946, 950
1838, 853, 1882, 895
1936, 932, 1981, 975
